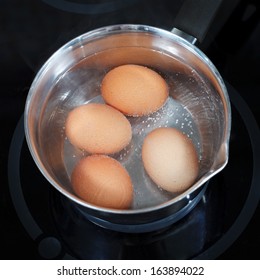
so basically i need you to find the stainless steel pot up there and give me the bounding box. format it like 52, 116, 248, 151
24, 0, 231, 232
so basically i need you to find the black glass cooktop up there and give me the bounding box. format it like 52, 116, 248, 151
6, 83, 260, 260
1, 0, 260, 259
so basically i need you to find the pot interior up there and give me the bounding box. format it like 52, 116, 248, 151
25, 25, 230, 212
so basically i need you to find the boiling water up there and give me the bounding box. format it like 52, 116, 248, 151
53, 63, 202, 209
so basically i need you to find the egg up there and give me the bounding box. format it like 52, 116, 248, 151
142, 127, 199, 193
101, 64, 169, 116
65, 103, 132, 154
71, 155, 133, 209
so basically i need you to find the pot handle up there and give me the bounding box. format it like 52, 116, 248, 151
172, 0, 223, 44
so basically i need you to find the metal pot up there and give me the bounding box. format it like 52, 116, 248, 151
24, 0, 231, 232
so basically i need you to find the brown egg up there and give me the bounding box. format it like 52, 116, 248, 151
71, 155, 133, 209
142, 127, 199, 193
101, 64, 169, 116
65, 103, 132, 154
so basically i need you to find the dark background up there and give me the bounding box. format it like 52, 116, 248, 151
1, 0, 259, 259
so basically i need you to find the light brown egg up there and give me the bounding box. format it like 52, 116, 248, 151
65, 103, 132, 154
71, 155, 133, 209
101, 64, 169, 116
142, 127, 199, 193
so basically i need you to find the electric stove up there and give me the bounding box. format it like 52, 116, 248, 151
1, 0, 260, 259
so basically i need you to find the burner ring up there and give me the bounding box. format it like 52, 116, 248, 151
8, 83, 260, 259
194, 83, 260, 259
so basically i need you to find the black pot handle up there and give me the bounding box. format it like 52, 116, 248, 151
173, 0, 223, 43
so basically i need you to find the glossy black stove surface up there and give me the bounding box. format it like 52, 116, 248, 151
5, 83, 260, 260
1, 0, 260, 259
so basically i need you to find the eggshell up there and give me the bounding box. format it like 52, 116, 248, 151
142, 127, 199, 193
65, 103, 132, 154
101, 64, 169, 116
71, 155, 133, 209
